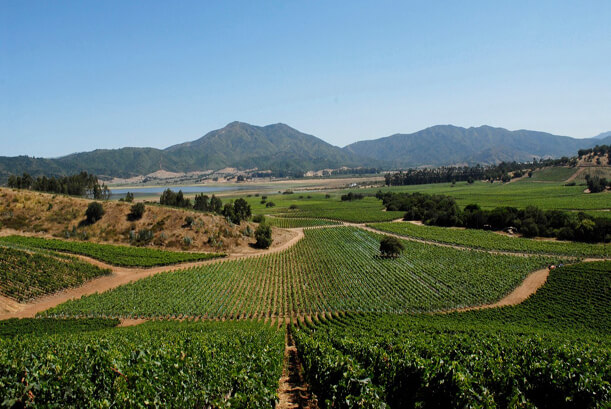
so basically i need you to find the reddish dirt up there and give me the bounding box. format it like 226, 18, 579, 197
0, 228, 302, 320
277, 325, 317, 409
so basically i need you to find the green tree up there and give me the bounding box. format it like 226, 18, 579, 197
233, 198, 251, 223
85, 202, 105, 224
128, 203, 145, 221
379, 236, 404, 258
254, 224, 273, 249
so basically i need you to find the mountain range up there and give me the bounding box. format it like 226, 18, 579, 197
1, 122, 609, 182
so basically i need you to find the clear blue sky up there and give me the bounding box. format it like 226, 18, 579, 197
1, 1, 610, 157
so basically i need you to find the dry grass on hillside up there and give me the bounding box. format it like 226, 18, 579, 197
0, 188, 258, 252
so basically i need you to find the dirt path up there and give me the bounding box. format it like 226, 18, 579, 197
565, 167, 586, 183
0, 228, 303, 320
277, 324, 316, 409
449, 268, 549, 313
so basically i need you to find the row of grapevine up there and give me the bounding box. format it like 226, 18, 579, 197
0, 320, 284, 408
44, 227, 556, 319
0, 235, 225, 267
0, 246, 111, 301
265, 217, 341, 228
293, 262, 611, 408
369, 221, 607, 257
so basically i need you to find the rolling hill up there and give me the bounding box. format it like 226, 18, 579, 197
1, 122, 610, 182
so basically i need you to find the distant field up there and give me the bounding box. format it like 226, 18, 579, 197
360, 180, 610, 213
0, 246, 110, 301
370, 221, 608, 258
0, 235, 225, 267
529, 166, 576, 181
295, 263, 610, 407
45, 227, 553, 318
247, 193, 404, 222
265, 216, 341, 228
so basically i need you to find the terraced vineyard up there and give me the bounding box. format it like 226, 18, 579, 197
44, 227, 554, 319
294, 261, 611, 408
265, 216, 341, 228
0, 320, 284, 407
0, 235, 225, 267
370, 221, 607, 257
0, 246, 111, 301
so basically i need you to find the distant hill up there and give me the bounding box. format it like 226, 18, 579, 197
0, 122, 373, 181
343, 125, 611, 168
593, 131, 611, 140
1, 122, 610, 183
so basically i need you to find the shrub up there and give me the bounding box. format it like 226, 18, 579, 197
254, 224, 273, 249
252, 214, 266, 223
128, 203, 145, 221
379, 236, 404, 258
85, 202, 105, 224
266, 202, 276, 208
289, 204, 298, 210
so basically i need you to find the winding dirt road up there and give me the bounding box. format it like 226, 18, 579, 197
1, 220, 605, 320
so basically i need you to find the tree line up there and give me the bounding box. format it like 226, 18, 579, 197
384, 157, 574, 186
578, 144, 610, 159
7, 171, 110, 199
377, 191, 610, 243
159, 189, 251, 225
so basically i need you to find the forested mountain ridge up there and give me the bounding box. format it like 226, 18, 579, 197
343, 125, 611, 168
1, 122, 610, 182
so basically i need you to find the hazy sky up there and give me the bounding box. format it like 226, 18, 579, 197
1, 1, 610, 157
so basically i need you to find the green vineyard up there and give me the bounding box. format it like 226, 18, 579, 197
0, 246, 111, 301
44, 227, 554, 319
265, 216, 341, 228
293, 261, 611, 408
369, 221, 608, 257
0, 235, 225, 267
0, 320, 284, 408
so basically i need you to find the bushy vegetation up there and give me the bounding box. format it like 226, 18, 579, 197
377, 191, 610, 242
44, 227, 553, 319
0, 320, 284, 408
384, 157, 575, 186
586, 174, 610, 193
294, 262, 610, 408
254, 223, 273, 249
370, 221, 607, 257
0, 246, 111, 301
6, 171, 110, 199
340, 192, 364, 201
0, 235, 224, 267
379, 236, 403, 257
85, 201, 105, 224
160, 188, 191, 208
127, 202, 145, 221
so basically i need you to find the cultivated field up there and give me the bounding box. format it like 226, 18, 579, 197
0, 173, 609, 408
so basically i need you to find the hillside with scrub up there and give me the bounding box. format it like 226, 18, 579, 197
0, 187, 271, 253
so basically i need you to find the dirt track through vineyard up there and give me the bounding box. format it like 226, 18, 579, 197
1, 221, 606, 320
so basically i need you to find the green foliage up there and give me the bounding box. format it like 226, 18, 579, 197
44, 227, 553, 319
0, 235, 224, 267
254, 223, 273, 249
369, 221, 607, 257
0, 246, 111, 301
252, 214, 266, 223
0, 320, 284, 408
0, 318, 119, 337
85, 201, 105, 224
379, 236, 404, 257
160, 188, 191, 208
294, 262, 611, 408
128, 202, 145, 221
